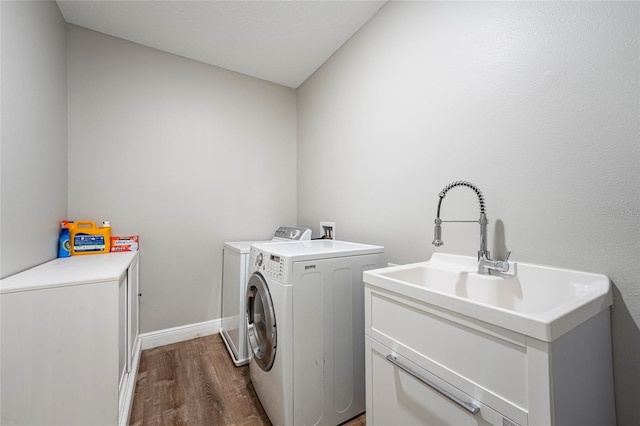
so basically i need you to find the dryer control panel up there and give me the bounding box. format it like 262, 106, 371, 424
273, 227, 312, 241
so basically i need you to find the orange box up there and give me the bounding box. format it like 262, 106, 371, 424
110, 235, 139, 252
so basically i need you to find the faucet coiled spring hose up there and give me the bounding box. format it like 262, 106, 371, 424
436, 181, 486, 217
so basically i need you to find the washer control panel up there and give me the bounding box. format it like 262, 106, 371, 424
250, 248, 288, 282
264, 254, 285, 280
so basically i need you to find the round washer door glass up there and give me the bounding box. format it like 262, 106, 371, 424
246, 273, 276, 371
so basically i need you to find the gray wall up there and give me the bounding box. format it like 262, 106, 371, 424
3, 1, 639, 423
0, 0, 68, 278
297, 2, 639, 424
67, 26, 297, 332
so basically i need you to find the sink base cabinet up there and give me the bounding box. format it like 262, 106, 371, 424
0, 252, 140, 426
364, 287, 616, 426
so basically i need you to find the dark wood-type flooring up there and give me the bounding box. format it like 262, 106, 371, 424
129, 333, 366, 426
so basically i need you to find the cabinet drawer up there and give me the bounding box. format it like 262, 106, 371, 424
368, 290, 528, 417
368, 338, 522, 426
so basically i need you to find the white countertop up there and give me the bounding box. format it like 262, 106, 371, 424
1, 252, 138, 294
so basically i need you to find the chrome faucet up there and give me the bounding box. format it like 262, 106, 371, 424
432, 181, 510, 275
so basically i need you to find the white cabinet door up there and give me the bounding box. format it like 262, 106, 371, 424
118, 272, 128, 392
127, 256, 139, 369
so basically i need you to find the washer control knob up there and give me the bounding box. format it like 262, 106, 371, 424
256, 252, 263, 268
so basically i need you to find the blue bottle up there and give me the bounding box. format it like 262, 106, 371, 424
58, 220, 72, 258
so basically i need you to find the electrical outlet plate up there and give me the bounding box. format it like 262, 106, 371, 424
320, 221, 335, 240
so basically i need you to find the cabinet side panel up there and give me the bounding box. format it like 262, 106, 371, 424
551, 309, 616, 426
1, 282, 119, 425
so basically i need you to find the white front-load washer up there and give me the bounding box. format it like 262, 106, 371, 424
220, 227, 311, 366
246, 240, 386, 426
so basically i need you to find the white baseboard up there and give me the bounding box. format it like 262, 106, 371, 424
139, 319, 222, 350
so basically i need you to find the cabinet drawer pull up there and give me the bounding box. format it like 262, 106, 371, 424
386, 353, 480, 415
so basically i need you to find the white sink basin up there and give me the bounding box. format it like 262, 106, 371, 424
363, 253, 612, 341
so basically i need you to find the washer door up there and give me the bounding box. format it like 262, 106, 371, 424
246, 273, 277, 371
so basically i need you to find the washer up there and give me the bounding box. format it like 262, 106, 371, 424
220, 227, 311, 366
246, 240, 386, 425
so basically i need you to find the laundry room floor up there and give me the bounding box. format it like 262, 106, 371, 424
129, 333, 366, 426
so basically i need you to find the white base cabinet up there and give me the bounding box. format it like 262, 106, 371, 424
364, 286, 616, 426
1, 252, 140, 426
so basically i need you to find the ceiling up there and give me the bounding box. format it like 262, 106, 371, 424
56, 0, 387, 88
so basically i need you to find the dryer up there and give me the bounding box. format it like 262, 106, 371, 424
246, 240, 386, 425
220, 227, 311, 366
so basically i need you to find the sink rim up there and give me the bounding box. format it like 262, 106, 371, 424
363, 253, 612, 342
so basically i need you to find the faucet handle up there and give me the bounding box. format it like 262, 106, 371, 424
503, 251, 511, 262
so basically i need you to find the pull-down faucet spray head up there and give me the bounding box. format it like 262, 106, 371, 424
433, 218, 443, 247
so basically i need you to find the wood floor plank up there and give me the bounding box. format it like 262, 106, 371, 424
129, 333, 365, 426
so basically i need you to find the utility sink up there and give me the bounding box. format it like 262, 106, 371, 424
363, 253, 612, 341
